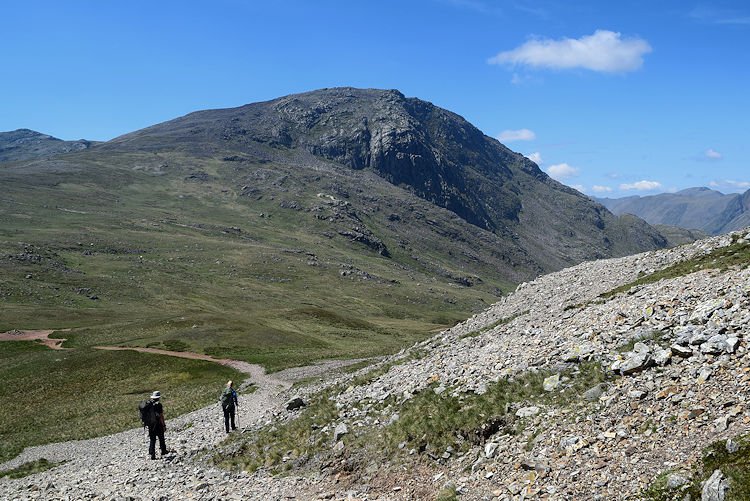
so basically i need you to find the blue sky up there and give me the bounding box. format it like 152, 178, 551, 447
2, 0, 749, 197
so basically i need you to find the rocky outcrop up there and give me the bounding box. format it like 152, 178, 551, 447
0, 129, 92, 163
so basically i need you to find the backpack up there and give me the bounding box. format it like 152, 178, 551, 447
220, 387, 235, 410
139, 399, 158, 427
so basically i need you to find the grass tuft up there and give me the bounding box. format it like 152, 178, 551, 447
218, 361, 607, 475
602, 239, 750, 299
458, 310, 529, 339
644, 433, 750, 500
0, 458, 62, 479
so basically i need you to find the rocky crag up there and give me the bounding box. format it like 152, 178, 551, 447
1, 230, 748, 500
104, 87, 671, 276
0, 129, 93, 163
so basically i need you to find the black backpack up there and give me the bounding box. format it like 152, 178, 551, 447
220, 388, 235, 410
138, 399, 158, 427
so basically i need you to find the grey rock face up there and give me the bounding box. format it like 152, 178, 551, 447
582, 384, 605, 402
701, 335, 728, 355
543, 374, 561, 392
333, 423, 349, 441
285, 397, 306, 411
671, 344, 693, 357
702, 469, 729, 501
104, 87, 670, 278
617, 352, 653, 375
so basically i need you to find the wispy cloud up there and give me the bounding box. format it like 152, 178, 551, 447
689, 6, 750, 25
488, 30, 652, 73
547, 162, 579, 180
591, 185, 613, 193
620, 180, 662, 191
438, 0, 503, 15
570, 184, 585, 192
525, 152, 543, 164
497, 128, 536, 142
710, 179, 750, 191
704, 148, 723, 160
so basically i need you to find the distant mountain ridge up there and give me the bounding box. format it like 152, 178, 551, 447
0, 129, 94, 163
597, 187, 750, 235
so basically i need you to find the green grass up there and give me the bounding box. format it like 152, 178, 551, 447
602, 238, 750, 299
644, 433, 750, 500
0, 458, 62, 479
435, 485, 459, 501
616, 329, 667, 353
0, 150, 513, 462
219, 361, 607, 475
376, 361, 605, 458
458, 310, 529, 339
0, 341, 241, 464
0, 153, 501, 371
218, 388, 340, 474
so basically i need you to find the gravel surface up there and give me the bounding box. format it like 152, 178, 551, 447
0, 359, 365, 500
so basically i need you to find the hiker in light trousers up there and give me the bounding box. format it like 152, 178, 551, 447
220, 380, 239, 433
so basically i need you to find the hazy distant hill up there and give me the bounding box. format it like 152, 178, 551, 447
0, 129, 93, 163
597, 187, 750, 235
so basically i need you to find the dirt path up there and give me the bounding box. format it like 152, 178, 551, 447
94, 345, 371, 383
95, 345, 245, 370
0, 350, 375, 499
0, 329, 67, 350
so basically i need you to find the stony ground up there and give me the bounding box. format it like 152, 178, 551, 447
1, 230, 749, 500
0, 359, 362, 500
325, 230, 750, 500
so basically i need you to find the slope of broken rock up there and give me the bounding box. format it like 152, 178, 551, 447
220, 229, 750, 499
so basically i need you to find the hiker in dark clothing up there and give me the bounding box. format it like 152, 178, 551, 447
220, 380, 239, 433
146, 390, 168, 459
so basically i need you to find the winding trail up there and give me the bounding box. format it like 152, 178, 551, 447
0, 353, 371, 499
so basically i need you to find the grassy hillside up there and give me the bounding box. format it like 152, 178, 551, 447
0, 341, 240, 464
0, 150, 509, 461
1, 151, 502, 370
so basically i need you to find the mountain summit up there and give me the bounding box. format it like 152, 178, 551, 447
106, 87, 668, 272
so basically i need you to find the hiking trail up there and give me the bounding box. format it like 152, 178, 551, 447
0, 356, 368, 499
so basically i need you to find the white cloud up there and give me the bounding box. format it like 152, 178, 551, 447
712, 179, 750, 190
497, 128, 536, 142
488, 29, 652, 73
547, 163, 579, 180
570, 184, 585, 192
619, 180, 662, 191
591, 185, 613, 193
525, 152, 543, 164
705, 148, 723, 160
